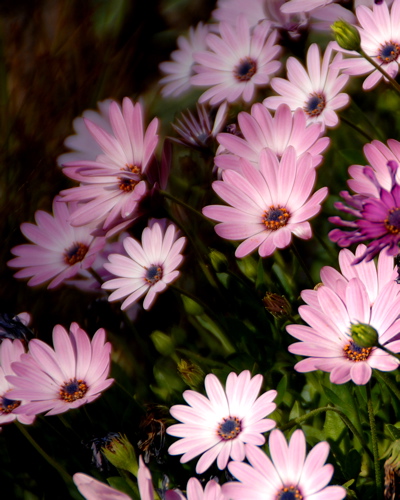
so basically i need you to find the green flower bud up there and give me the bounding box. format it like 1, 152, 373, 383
262, 292, 291, 319
150, 330, 175, 356
350, 322, 379, 348
209, 249, 228, 273
177, 359, 204, 389
331, 20, 361, 52
102, 434, 138, 476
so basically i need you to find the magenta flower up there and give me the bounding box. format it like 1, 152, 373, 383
264, 42, 350, 128
159, 22, 209, 98
7, 323, 113, 416
203, 147, 328, 258
8, 197, 105, 289
167, 370, 277, 474
223, 429, 346, 500
102, 220, 186, 311
191, 16, 281, 106
0, 340, 35, 426
286, 245, 400, 385
73, 473, 130, 500
215, 103, 330, 172
59, 98, 159, 232
333, 0, 400, 90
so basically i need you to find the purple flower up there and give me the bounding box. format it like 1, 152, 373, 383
167, 370, 277, 474
7, 323, 113, 416
223, 429, 346, 500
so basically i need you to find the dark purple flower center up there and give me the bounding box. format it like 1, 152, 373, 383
59, 378, 88, 402
64, 243, 89, 265
119, 164, 142, 192
304, 93, 326, 116
276, 486, 303, 500
217, 416, 241, 440
385, 208, 400, 234
263, 206, 290, 230
144, 265, 163, 285
1, 393, 21, 414
343, 340, 372, 362
234, 57, 257, 82
378, 41, 400, 63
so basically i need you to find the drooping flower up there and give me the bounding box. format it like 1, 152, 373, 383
191, 16, 281, 106
332, 0, 400, 90
223, 429, 346, 500
286, 245, 400, 385
59, 98, 159, 232
203, 147, 328, 258
215, 103, 329, 172
73, 473, 131, 500
159, 22, 209, 98
102, 220, 186, 311
264, 42, 350, 128
7, 323, 113, 416
167, 370, 277, 474
0, 312, 32, 344
7, 197, 105, 289
0, 340, 35, 426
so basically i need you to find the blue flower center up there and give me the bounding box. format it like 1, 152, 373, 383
378, 41, 400, 63
385, 208, 400, 234
217, 416, 241, 440
59, 378, 88, 402
304, 93, 326, 116
276, 486, 303, 500
263, 206, 290, 230
144, 265, 163, 285
343, 340, 372, 362
234, 57, 257, 81
1, 394, 21, 414
64, 242, 88, 265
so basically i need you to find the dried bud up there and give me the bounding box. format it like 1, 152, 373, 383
262, 292, 291, 319
350, 322, 379, 348
102, 434, 138, 476
177, 359, 205, 389
384, 440, 400, 499
331, 20, 361, 52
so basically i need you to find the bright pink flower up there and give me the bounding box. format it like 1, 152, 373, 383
8, 197, 105, 289
191, 16, 281, 106
215, 103, 329, 172
59, 98, 159, 232
7, 323, 113, 416
73, 473, 130, 500
186, 478, 226, 500
159, 22, 209, 98
264, 42, 350, 128
333, 0, 400, 90
203, 147, 328, 258
0, 340, 35, 426
102, 220, 186, 310
223, 429, 346, 500
167, 370, 277, 474
286, 245, 400, 385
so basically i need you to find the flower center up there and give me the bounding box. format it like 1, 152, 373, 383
234, 57, 257, 81
119, 164, 142, 192
263, 206, 290, 230
304, 92, 326, 116
343, 340, 372, 362
1, 393, 21, 414
64, 243, 89, 265
217, 416, 241, 440
276, 486, 303, 500
384, 208, 400, 234
377, 41, 400, 63
59, 378, 88, 402
144, 265, 163, 285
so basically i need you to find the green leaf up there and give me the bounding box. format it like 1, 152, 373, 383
385, 423, 400, 441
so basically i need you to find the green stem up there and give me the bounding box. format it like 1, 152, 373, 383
160, 189, 212, 224
339, 114, 375, 142
359, 49, 400, 94
16, 422, 72, 485
290, 242, 314, 289
374, 370, 400, 401
279, 405, 373, 461
366, 382, 383, 499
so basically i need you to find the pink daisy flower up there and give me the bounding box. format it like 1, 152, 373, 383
186, 478, 227, 500
59, 98, 159, 232
102, 219, 186, 311
159, 22, 209, 98
0, 340, 35, 426
7, 197, 105, 289
223, 429, 346, 500
203, 147, 328, 258
138, 456, 186, 500
73, 473, 130, 500
167, 370, 277, 474
215, 103, 330, 172
7, 323, 113, 416
333, 0, 400, 90
264, 42, 350, 128
191, 16, 281, 106
280, 0, 336, 14
286, 245, 400, 385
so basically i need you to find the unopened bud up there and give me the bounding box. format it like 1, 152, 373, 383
102, 434, 138, 476
151, 331, 175, 356
177, 359, 205, 389
350, 322, 379, 348
262, 292, 291, 319
209, 249, 228, 273
331, 20, 361, 51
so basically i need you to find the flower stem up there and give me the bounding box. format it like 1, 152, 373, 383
290, 242, 315, 289
366, 381, 383, 499
359, 49, 400, 94
374, 370, 400, 401
339, 114, 375, 142
160, 189, 212, 224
